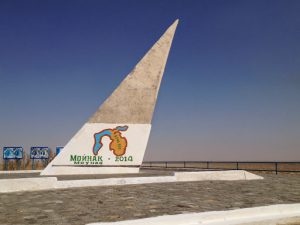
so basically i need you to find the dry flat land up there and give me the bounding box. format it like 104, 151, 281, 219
1, 161, 300, 173
0, 172, 299, 225
142, 162, 300, 173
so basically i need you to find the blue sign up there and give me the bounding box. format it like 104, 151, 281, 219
56, 146, 64, 155
3, 147, 23, 159
30, 147, 49, 159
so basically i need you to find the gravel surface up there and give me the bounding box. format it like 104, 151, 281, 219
0, 172, 299, 225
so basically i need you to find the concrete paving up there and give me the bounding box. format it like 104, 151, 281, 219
0, 173, 299, 225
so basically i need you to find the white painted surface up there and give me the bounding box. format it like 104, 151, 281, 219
0, 170, 42, 174
175, 170, 263, 181
42, 123, 151, 175
55, 176, 176, 189
0, 170, 263, 193
42, 167, 139, 176
87, 204, 300, 225
0, 177, 57, 193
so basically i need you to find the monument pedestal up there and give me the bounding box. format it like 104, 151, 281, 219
41, 166, 139, 176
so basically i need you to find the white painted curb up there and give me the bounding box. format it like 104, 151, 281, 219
0, 177, 57, 193
87, 204, 300, 225
175, 170, 263, 181
0, 170, 263, 193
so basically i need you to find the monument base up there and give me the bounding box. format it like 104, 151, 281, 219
40, 166, 139, 176
0, 170, 263, 193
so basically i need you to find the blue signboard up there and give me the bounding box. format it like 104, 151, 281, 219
56, 146, 64, 155
3, 147, 23, 159
30, 147, 49, 159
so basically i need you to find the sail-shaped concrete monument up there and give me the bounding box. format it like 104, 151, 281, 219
41, 20, 178, 175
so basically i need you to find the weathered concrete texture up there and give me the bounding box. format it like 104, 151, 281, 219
88, 20, 178, 124
0, 173, 299, 225
0, 177, 57, 193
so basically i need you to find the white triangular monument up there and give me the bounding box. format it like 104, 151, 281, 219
41, 20, 179, 175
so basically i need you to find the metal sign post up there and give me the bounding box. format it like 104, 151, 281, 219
4, 160, 8, 171
16, 159, 21, 170
32, 158, 35, 170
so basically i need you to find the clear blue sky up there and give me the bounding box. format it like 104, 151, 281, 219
0, 0, 299, 161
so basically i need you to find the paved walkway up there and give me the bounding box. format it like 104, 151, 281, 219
0, 173, 299, 225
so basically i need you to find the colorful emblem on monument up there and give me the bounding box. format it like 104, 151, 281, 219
93, 125, 128, 156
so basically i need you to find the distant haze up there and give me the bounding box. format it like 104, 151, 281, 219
0, 0, 299, 161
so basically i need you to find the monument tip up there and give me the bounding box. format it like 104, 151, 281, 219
171, 19, 179, 28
